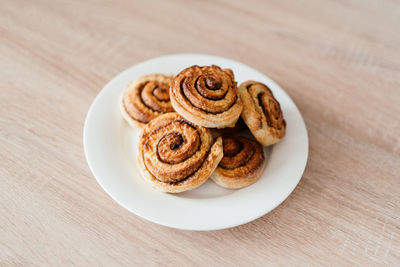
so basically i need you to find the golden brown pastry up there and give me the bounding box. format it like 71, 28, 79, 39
211, 136, 265, 189
137, 112, 223, 193
238, 81, 286, 146
170, 65, 243, 128
121, 74, 174, 128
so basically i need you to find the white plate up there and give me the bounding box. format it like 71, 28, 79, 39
84, 54, 308, 231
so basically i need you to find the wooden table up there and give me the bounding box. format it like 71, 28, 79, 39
1, 0, 399, 265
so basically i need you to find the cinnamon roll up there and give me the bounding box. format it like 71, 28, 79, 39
238, 81, 286, 146
121, 74, 174, 128
211, 136, 265, 189
170, 65, 243, 128
137, 113, 223, 193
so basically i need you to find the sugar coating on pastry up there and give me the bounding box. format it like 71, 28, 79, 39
238, 81, 286, 146
211, 136, 266, 189
137, 112, 223, 193
170, 65, 243, 128
121, 74, 174, 128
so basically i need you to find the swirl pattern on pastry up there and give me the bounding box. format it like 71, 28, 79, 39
238, 81, 286, 146
121, 74, 174, 128
170, 65, 243, 128
211, 136, 265, 189
137, 113, 223, 193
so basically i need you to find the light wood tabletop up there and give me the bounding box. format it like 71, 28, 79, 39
1, 0, 400, 265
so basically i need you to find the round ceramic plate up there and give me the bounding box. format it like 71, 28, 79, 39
84, 54, 308, 230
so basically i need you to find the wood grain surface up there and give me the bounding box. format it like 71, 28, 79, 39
1, 0, 400, 265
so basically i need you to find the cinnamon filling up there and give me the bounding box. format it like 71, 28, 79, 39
177, 66, 238, 114
123, 76, 173, 123
257, 92, 284, 130
141, 81, 173, 113
216, 136, 264, 179
152, 86, 170, 102
219, 137, 255, 170
205, 76, 222, 90
143, 118, 212, 183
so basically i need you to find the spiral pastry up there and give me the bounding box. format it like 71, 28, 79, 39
238, 81, 286, 146
170, 65, 243, 128
121, 74, 174, 128
211, 136, 265, 189
137, 113, 223, 193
